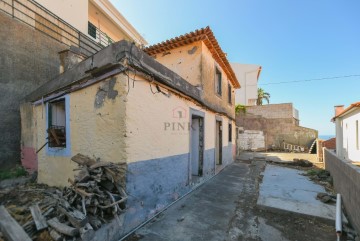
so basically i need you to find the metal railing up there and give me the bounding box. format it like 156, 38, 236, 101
0, 0, 112, 56
88, 21, 114, 47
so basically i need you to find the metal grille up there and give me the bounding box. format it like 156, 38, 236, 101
0, 0, 113, 56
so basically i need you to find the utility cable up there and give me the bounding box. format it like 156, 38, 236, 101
254, 74, 360, 86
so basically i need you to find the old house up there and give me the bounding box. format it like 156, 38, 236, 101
236, 103, 318, 152
332, 103, 360, 162
20, 27, 239, 238
231, 63, 262, 106
0, 0, 146, 170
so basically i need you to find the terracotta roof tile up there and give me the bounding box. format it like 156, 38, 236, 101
332, 101, 360, 120
144, 26, 240, 88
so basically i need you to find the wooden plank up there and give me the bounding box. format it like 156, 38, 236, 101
47, 217, 79, 237
71, 153, 96, 166
0, 205, 32, 241
29, 204, 48, 230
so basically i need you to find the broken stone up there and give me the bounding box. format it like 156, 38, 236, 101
316, 193, 334, 203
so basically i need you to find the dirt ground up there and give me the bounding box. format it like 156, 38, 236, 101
227, 159, 344, 241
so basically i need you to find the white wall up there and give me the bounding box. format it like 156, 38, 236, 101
336, 108, 360, 162
34, 0, 88, 33
231, 63, 261, 106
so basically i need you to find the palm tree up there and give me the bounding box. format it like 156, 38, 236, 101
235, 104, 246, 114
257, 88, 270, 105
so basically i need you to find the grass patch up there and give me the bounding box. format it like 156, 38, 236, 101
0, 166, 27, 181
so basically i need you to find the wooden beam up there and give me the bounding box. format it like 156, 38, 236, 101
0, 205, 32, 241
29, 204, 48, 230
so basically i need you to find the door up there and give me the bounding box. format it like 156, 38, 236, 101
215, 120, 222, 165
191, 116, 204, 176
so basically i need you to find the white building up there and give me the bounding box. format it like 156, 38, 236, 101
230, 63, 262, 106
333, 103, 360, 162
34, 0, 147, 46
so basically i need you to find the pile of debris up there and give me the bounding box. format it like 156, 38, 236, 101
0, 154, 127, 241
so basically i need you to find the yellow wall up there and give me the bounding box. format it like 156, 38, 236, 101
34, 75, 127, 186
149, 41, 235, 119
123, 74, 232, 163
88, 1, 130, 43
34, 0, 88, 33
201, 42, 235, 119
152, 42, 202, 87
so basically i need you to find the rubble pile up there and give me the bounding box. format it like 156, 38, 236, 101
0, 153, 127, 241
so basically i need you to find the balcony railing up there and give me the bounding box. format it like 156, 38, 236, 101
0, 0, 111, 56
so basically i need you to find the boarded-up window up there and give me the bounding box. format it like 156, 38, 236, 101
48, 99, 66, 148
215, 68, 222, 96
228, 84, 232, 104
228, 123, 232, 142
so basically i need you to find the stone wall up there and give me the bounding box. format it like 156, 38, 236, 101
246, 103, 296, 121
324, 149, 360, 234
236, 110, 317, 150
0, 11, 67, 169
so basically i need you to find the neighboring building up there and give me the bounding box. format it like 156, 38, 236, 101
332, 103, 360, 162
236, 103, 317, 151
34, 0, 147, 47
322, 137, 336, 150
0, 0, 145, 169
21, 27, 239, 238
231, 63, 261, 106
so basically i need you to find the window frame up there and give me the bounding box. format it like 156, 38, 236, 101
228, 83, 232, 105
215, 67, 222, 97
88, 21, 97, 39
228, 123, 232, 142
46, 95, 71, 156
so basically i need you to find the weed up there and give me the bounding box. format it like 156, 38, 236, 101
0, 165, 27, 181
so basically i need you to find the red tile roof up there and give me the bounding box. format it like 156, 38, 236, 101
332, 102, 360, 121
322, 138, 336, 149
144, 26, 240, 88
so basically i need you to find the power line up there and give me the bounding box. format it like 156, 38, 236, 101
256, 74, 360, 86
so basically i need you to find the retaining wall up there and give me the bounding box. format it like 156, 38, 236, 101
324, 149, 360, 234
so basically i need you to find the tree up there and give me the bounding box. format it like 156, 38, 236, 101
235, 104, 246, 114
257, 88, 270, 105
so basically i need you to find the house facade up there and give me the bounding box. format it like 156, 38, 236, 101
0, 0, 144, 169
230, 63, 261, 106
333, 103, 360, 162
21, 28, 239, 238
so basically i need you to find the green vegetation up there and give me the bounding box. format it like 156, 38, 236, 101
257, 88, 270, 105
0, 165, 27, 181
235, 104, 246, 114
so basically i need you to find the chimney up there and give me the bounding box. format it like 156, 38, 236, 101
334, 105, 344, 117
59, 46, 84, 74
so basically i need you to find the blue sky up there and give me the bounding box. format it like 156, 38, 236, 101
111, 0, 360, 135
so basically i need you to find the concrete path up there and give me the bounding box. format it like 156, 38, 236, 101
125, 160, 336, 241
127, 163, 248, 241
257, 164, 336, 222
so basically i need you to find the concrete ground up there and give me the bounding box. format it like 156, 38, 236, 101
257, 164, 336, 222
125, 156, 339, 241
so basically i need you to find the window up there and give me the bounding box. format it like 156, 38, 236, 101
228, 84, 232, 104
228, 123, 232, 142
357, 120, 359, 150
215, 67, 222, 96
48, 99, 66, 148
88, 21, 97, 39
